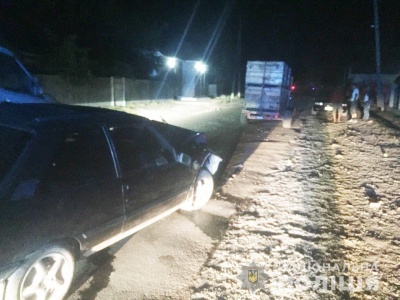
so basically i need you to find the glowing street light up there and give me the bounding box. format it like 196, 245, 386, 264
194, 61, 207, 74
194, 61, 207, 97
166, 57, 177, 69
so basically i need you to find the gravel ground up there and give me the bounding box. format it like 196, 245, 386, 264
190, 103, 400, 299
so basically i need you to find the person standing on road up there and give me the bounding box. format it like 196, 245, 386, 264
362, 87, 371, 120
330, 85, 344, 123
349, 84, 359, 122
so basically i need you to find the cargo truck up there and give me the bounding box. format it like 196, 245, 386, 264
241, 61, 293, 128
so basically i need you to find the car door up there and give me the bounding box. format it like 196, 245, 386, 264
109, 124, 193, 233
28, 126, 125, 250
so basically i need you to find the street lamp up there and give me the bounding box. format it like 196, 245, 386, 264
372, 0, 385, 110
166, 57, 177, 69
194, 61, 207, 74
163, 57, 179, 99
194, 61, 207, 97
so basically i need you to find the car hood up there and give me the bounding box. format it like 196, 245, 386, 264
150, 120, 207, 154
150, 120, 222, 175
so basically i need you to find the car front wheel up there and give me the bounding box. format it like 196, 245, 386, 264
181, 169, 214, 211
6, 245, 75, 300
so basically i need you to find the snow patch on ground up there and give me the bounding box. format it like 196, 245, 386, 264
191, 107, 400, 299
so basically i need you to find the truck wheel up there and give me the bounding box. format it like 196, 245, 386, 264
282, 110, 292, 128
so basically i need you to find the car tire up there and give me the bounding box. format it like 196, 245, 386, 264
5, 245, 75, 300
180, 169, 214, 211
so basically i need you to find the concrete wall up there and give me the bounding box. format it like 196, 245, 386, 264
37, 75, 177, 106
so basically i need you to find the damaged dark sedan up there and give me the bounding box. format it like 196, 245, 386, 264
0, 102, 221, 300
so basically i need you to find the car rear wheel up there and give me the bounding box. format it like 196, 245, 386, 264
181, 169, 214, 211
6, 245, 75, 300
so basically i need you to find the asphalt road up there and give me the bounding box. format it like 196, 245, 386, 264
67, 99, 245, 300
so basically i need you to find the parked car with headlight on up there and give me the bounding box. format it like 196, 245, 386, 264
311, 86, 347, 116
0, 102, 221, 300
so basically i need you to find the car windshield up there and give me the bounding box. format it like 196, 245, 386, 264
0, 52, 32, 94
0, 126, 31, 181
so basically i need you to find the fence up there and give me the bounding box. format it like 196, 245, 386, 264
37, 75, 177, 106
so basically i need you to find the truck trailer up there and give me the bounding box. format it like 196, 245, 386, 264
242, 61, 293, 128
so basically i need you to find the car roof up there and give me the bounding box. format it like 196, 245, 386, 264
0, 103, 147, 131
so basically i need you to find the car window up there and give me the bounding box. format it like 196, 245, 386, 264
42, 128, 115, 190
0, 126, 31, 182
0, 52, 32, 94
110, 126, 174, 174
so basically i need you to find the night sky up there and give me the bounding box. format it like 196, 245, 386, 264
0, 0, 399, 89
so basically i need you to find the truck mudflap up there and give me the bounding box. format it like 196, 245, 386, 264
282, 109, 293, 128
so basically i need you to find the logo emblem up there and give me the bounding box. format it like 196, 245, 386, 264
248, 269, 258, 284
238, 261, 267, 293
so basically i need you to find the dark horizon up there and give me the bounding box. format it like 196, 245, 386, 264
0, 0, 399, 88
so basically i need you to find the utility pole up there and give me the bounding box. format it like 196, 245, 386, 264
231, 3, 243, 98
373, 0, 384, 110
236, 10, 243, 98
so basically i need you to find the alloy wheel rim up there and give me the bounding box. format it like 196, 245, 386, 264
20, 252, 73, 300
194, 176, 213, 207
